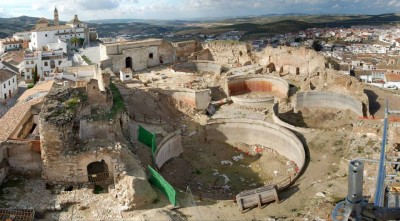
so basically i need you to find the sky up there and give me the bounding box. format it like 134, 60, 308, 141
1, 0, 400, 21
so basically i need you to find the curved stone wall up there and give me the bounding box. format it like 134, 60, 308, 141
294, 91, 364, 116
226, 75, 289, 99
206, 118, 305, 190
172, 61, 222, 75
154, 131, 183, 169
230, 96, 275, 108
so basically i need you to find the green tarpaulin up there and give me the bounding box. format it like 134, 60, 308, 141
138, 125, 157, 153
148, 166, 177, 206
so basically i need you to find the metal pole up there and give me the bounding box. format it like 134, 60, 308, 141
374, 100, 389, 207
347, 159, 365, 220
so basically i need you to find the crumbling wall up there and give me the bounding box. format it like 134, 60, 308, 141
173, 40, 200, 61
158, 40, 175, 64
159, 89, 211, 110
259, 46, 326, 75
4, 141, 41, 172
196, 41, 252, 65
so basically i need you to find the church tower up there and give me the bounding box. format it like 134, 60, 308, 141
54, 7, 59, 26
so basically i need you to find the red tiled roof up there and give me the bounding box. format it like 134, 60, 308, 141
385, 73, 400, 82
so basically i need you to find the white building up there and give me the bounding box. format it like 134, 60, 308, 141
29, 8, 91, 51
22, 48, 71, 81
13, 31, 31, 41
0, 69, 18, 100
120, 68, 133, 82
0, 38, 23, 55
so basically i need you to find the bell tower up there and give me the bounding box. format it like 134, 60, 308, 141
54, 7, 59, 26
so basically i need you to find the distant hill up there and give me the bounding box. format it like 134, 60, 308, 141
2, 13, 400, 40
0, 16, 39, 38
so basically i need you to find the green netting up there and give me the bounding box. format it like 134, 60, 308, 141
148, 166, 177, 206
138, 125, 156, 153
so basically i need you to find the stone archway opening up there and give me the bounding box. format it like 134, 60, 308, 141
125, 57, 132, 69
87, 160, 109, 182
159, 56, 164, 64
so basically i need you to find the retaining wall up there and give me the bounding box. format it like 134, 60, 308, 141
160, 89, 211, 110
206, 118, 305, 190
294, 91, 364, 116
272, 103, 314, 133
154, 130, 183, 169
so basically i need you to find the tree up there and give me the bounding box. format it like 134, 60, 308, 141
312, 40, 323, 52
33, 64, 38, 85
70, 37, 79, 48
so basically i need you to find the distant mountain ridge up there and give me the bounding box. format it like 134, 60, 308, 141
1, 13, 400, 39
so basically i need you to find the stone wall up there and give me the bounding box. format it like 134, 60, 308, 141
3, 141, 42, 172
154, 131, 183, 169
173, 40, 200, 61
294, 91, 365, 116
200, 41, 252, 65
100, 39, 176, 73
259, 46, 326, 75
159, 88, 211, 110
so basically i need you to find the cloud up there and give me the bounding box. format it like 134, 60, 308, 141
76, 0, 120, 10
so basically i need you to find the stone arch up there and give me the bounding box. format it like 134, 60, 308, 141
87, 160, 109, 182
125, 57, 132, 69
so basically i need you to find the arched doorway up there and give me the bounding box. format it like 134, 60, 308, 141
87, 160, 109, 182
125, 57, 132, 69
159, 55, 164, 64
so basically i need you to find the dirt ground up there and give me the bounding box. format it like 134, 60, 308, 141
278, 107, 359, 129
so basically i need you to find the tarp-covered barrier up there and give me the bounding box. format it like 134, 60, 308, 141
148, 166, 177, 206
138, 125, 157, 153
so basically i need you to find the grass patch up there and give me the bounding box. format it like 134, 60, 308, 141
109, 82, 125, 117
81, 55, 92, 65
27, 83, 34, 89
64, 97, 80, 110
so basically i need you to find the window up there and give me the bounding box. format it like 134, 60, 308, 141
8, 81, 10, 86
26, 61, 29, 65
31, 61, 34, 64
58, 60, 62, 65
44, 62, 48, 66
149, 53, 154, 59
4, 94, 6, 99
27, 75, 30, 80
3, 84, 5, 88
12, 78, 14, 83
45, 34, 48, 37
126, 75, 130, 78
93, 86, 96, 90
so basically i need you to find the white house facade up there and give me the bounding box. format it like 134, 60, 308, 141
0, 69, 18, 101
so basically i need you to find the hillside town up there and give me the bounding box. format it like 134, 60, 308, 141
0, 5, 400, 221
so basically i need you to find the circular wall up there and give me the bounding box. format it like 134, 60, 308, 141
226, 75, 289, 107
294, 91, 364, 116
206, 118, 305, 190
